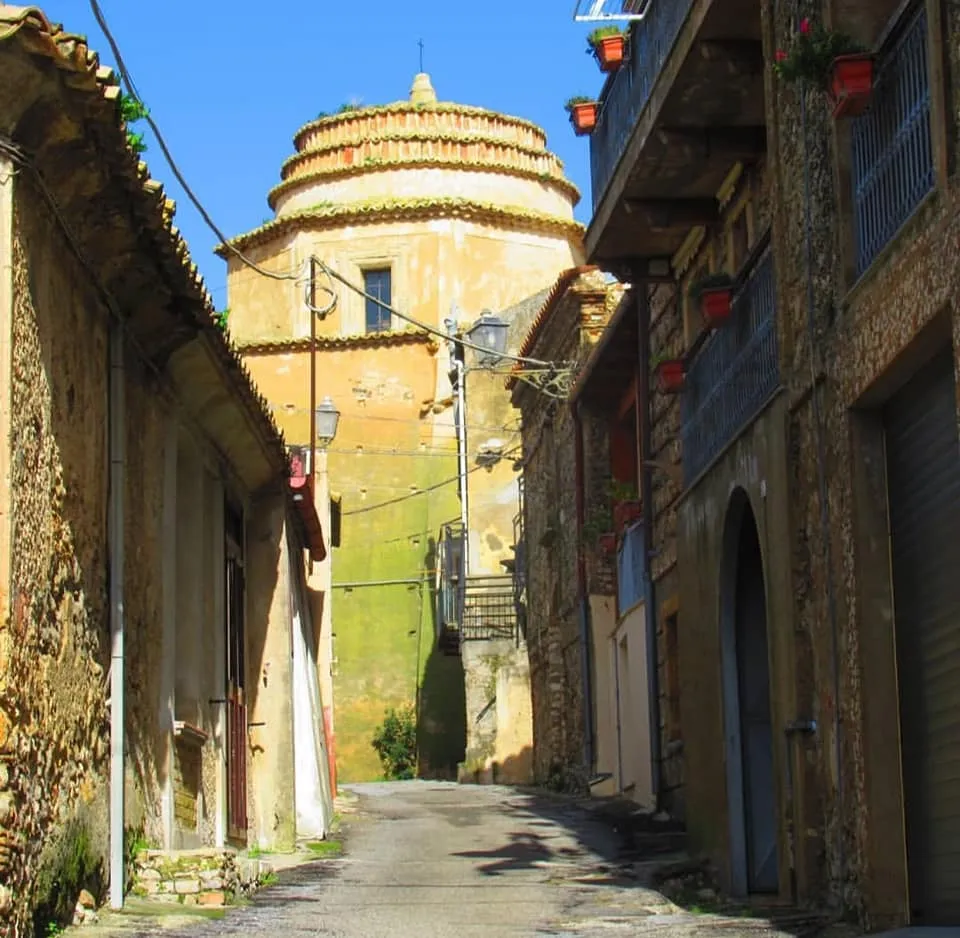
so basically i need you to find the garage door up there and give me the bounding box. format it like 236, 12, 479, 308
884, 349, 960, 924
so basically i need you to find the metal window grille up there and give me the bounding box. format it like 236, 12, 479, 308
851, 5, 933, 277
681, 250, 779, 485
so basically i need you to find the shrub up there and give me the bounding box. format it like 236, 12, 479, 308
371, 706, 417, 780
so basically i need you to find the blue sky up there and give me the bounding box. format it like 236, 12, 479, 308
46, 1, 603, 306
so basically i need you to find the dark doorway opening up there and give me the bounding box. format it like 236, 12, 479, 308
721, 490, 778, 896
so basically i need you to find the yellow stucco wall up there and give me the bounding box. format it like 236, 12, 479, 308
227, 82, 583, 781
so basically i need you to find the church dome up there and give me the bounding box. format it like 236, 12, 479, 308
265, 74, 580, 221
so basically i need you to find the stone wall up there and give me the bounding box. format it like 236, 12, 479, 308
0, 185, 111, 935
514, 272, 617, 788
765, 0, 960, 920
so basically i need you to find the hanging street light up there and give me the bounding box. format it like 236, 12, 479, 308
315, 396, 340, 449
465, 311, 509, 368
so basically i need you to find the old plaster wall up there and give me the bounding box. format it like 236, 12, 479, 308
676, 398, 794, 896
241, 339, 464, 782
459, 640, 533, 783
227, 220, 580, 344
244, 492, 295, 851
121, 359, 173, 852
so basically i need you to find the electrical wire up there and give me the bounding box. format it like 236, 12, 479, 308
87, 0, 575, 389
0, 135, 279, 493
343, 445, 521, 516
268, 402, 522, 435
316, 261, 572, 371
87, 0, 308, 286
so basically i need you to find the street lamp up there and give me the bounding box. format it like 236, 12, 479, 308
315, 396, 340, 449
465, 311, 509, 368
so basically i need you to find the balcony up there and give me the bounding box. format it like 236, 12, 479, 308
590, 0, 696, 210
586, 0, 766, 266
851, 4, 934, 278
681, 248, 778, 485
461, 576, 520, 643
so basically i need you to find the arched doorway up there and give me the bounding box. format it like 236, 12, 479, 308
720, 490, 778, 896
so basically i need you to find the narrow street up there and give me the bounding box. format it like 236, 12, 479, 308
88, 783, 843, 938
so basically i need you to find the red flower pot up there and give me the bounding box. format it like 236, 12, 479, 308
830, 54, 874, 118
594, 35, 625, 73
569, 102, 598, 136
598, 532, 617, 556
655, 359, 685, 394
614, 500, 642, 532
700, 287, 732, 327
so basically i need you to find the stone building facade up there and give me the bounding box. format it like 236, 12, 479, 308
561, 0, 960, 926
511, 268, 623, 790
224, 73, 584, 782
0, 9, 333, 934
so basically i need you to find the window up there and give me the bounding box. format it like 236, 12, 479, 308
364, 268, 392, 333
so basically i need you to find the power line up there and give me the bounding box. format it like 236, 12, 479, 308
317, 261, 570, 371
87, 0, 316, 290
270, 403, 522, 435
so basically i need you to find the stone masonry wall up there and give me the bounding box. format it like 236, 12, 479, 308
0, 191, 111, 936
515, 273, 616, 788
766, 0, 960, 919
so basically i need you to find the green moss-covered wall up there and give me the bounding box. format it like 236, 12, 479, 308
330, 446, 465, 782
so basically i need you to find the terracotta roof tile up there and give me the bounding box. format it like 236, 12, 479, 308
236, 327, 438, 355
218, 198, 585, 256
0, 4, 289, 476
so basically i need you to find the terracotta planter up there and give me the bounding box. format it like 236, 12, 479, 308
593, 35, 625, 73
654, 359, 685, 394
700, 287, 733, 327
598, 532, 618, 556
614, 500, 642, 532
830, 54, 874, 118
569, 102, 598, 136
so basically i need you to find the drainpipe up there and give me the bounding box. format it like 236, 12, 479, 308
636, 281, 663, 806
454, 358, 470, 574
108, 323, 126, 909
572, 400, 596, 774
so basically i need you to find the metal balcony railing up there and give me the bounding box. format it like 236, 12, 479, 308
589, 0, 696, 209
462, 576, 519, 642
617, 521, 646, 615
681, 250, 779, 486
851, 5, 933, 277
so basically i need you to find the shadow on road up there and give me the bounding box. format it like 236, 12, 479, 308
451, 787, 842, 938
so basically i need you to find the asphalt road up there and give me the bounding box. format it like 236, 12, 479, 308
82, 781, 845, 938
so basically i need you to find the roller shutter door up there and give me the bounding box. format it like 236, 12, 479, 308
884, 349, 960, 924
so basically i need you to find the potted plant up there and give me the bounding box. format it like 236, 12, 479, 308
565, 96, 599, 136
587, 26, 627, 73
773, 18, 873, 118
597, 532, 618, 556
610, 480, 641, 532
583, 507, 616, 557
689, 272, 735, 328
652, 354, 686, 394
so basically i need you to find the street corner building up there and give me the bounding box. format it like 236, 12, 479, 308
533, 0, 960, 928
0, 7, 334, 934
